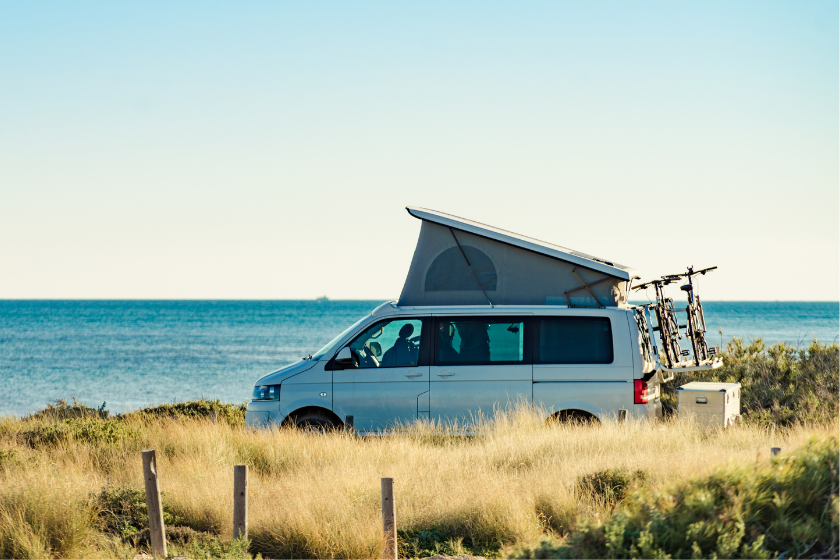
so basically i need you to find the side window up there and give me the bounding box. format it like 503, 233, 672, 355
347, 318, 423, 369
538, 317, 613, 364
436, 318, 525, 365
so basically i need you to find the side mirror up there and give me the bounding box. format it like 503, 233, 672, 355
335, 347, 353, 368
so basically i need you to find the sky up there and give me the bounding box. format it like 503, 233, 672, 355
1, 1, 837, 301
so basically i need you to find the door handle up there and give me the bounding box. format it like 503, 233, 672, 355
404, 371, 422, 378
437, 370, 455, 377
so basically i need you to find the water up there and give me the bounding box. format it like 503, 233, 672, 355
1, 300, 837, 417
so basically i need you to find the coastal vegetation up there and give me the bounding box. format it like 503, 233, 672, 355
0, 338, 837, 559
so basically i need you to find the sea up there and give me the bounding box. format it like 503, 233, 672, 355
1, 300, 837, 418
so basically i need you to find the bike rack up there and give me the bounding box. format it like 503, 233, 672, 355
640, 304, 721, 382
633, 265, 722, 382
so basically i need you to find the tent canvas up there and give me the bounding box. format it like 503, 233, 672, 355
397, 207, 638, 308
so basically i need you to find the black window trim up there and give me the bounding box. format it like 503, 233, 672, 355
533, 315, 615, 365
432, 315, 533, 367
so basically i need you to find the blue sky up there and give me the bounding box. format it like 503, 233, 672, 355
1, 1, 837, 300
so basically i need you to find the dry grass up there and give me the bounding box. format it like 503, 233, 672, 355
0, 406, 835, 559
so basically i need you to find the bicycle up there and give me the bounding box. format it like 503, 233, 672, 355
632, 277, 684, 368
669, 266, 717, 366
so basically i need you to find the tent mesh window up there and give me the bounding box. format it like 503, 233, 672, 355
424, 246, 497, 292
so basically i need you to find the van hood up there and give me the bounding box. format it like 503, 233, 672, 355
254, 359, 318, 386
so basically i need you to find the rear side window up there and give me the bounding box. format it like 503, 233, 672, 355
436, 317, 525, 365
537, 317, 613, 364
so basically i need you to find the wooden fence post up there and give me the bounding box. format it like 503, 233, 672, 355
141, 450, 167, 559
233, 465, 248, 540
618, 409, 627, 423
381, 477, 396, 560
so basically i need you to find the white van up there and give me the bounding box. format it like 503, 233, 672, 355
245, 301, 661, 432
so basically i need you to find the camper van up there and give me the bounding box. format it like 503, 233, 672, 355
245, 207, 661, 432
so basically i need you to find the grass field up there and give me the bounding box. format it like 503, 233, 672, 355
0, 406, 836, 559
0, 339, 837, 559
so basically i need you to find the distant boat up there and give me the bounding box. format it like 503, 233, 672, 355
315, 296, 329, 303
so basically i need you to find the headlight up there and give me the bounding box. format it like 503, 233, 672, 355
252, 385, 280, 401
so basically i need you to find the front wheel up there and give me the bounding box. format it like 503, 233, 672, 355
290, 410, 339, 433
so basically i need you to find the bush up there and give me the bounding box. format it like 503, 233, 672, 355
25, 398, 109, 421
506, 435, 839, 559
577, 468, 648, 509
95, 485, 186, 546
662, 339, 839, 426
168, 529, 250, 560
0, 449, 17, 469
19, 417, 139, 449
398, 528, 474, 559
123, 399, 247, 427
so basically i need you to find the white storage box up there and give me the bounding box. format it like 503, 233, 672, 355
677, 382, 741, 429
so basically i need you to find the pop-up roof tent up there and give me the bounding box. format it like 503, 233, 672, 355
398, 207, 638, 308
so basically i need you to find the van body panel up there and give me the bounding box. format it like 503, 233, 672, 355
282, 363, 331, 384
429, 373, 532, 423
626, 312, 656, 378
278, 382, 333, 423
254, 359, 318, 386
534, 381, 633, 420
533, 365, 633, 382
333, 366, 430, 433
417, 390, 429, 414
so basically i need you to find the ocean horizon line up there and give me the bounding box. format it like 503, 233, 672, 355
1, 298, 838, 303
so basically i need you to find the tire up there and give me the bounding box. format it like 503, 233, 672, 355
290, 410, 339, 433
549, 410, 600, 425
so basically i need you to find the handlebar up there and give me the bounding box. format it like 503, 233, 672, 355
662, 266, 718, 280
693, 266, 717, 276
633, 266, 716, 291
632, 279, 666, 291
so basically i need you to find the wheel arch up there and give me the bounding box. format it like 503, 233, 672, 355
548, 408, 601, 424
281, 406, 344, 428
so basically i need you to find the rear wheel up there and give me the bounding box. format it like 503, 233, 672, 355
289, 410, 339, 433
548, 410, 600, 425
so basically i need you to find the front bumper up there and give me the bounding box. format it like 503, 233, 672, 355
245, 400, 281, 428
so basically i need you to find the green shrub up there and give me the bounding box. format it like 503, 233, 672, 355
25, 398, 109, 421
167, 530, 251, 560
95, 485, 186, 546
662, 339, 839, 426
0, 449, 17, 469
19, 417, 139, 449
95, 484, 235, 555
398, 528, 464, 558
506, 435, 839, 559
123, 399, 247, 427
577, 468, 648, 508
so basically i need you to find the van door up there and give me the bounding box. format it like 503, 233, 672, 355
429, 316, 532, 427
332, 317, 430, 434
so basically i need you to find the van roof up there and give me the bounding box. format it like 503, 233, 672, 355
372, 301, 631, 316
407, 207, 637, 281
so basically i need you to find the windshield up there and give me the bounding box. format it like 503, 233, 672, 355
311, 316, 370, 360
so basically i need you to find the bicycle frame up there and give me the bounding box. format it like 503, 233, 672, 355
633, 266, 722, 374
674, 266, 718, 366
632, 278, 684, 369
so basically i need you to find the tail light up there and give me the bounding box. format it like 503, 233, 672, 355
634, 380, 649, 404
